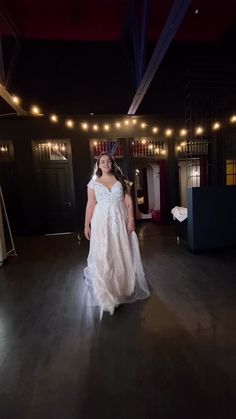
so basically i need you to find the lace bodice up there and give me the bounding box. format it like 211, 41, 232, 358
87, 179, 124, 205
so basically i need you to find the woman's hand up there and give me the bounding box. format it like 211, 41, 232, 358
84, 225, 91, 240
127, 219, 135, 234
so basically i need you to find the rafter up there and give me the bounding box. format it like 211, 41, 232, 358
0, 83, 28, 115
128, 0, 192, 115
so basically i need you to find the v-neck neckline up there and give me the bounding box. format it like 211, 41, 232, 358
95, 179, 119, 192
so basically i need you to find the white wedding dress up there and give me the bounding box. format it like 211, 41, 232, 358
83, 179, 150, 315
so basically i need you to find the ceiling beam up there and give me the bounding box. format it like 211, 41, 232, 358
0, 2, 21, 88
138, 0, 149, 85
0, 3, 27, 114
0, 83, 28, 115
128, 0, 192, 115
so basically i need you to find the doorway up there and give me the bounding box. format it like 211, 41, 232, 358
178, 159, 201, 207
32, 139, 76, 234
134, 162, 160, 221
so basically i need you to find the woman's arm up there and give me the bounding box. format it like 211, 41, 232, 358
124, 188, 135, 234
84, 187, 96, 240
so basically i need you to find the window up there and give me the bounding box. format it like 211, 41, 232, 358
32, 140, 69, 161
187, 159, 200, 188
90, 139, 124, 158
0, 141, 14, 162
226, 160, 236, 185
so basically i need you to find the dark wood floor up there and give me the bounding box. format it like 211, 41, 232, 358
0, 224, 236, 419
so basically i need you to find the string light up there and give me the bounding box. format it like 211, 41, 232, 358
180, 129, 187, 136
177, 146, 181, 151
12, 95, 21, 105
141, 139, 147, 144
82, 122, 88, 130
50, 114, 58, 123
31, 105, 41, 115
212, 122, 221, 130
196, 126, 204, 135
165, 129, 172, 137
9, 91, 236, 137
41, 110, 236, 137
66, 119, 74, 128
93, 141, 98, 146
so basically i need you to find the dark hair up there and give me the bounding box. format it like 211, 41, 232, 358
94, 152, 131, 194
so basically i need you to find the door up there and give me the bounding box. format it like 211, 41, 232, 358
32, 140, 76, 234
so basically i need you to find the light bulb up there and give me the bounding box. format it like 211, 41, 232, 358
31, 105, 41, 115
12, 95, 20, 104
212, 122, 221, 130
50, 114, 58, 123
196, 126, 203, 135
165, 129, 172, 136
180, 129, 187, 136
66, 119, 74, 128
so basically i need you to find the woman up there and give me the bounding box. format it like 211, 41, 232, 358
84, 152, 150, 315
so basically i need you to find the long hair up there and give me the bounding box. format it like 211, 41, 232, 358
93, 152, 132, 194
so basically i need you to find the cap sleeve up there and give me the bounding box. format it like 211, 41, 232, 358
87, 179, 95, 190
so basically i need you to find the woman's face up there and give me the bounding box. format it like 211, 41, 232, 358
99, 155, 112, 174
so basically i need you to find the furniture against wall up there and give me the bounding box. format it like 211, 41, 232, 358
187, 186, 236, 251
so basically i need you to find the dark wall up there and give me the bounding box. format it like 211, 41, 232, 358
188, 186, 236, 251
0, 117, 92, 234
0, 116, 174, 235
1, 114, 235, 236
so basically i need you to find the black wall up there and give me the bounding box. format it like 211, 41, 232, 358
0, 116, 176, 235
1, 114, 235, 236
0, 117, 91, 234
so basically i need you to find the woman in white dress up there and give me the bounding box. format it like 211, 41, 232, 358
84, 153, 150, 315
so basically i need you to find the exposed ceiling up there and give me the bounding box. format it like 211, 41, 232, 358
0, 0, 235, 116
1, 0, 236, 43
